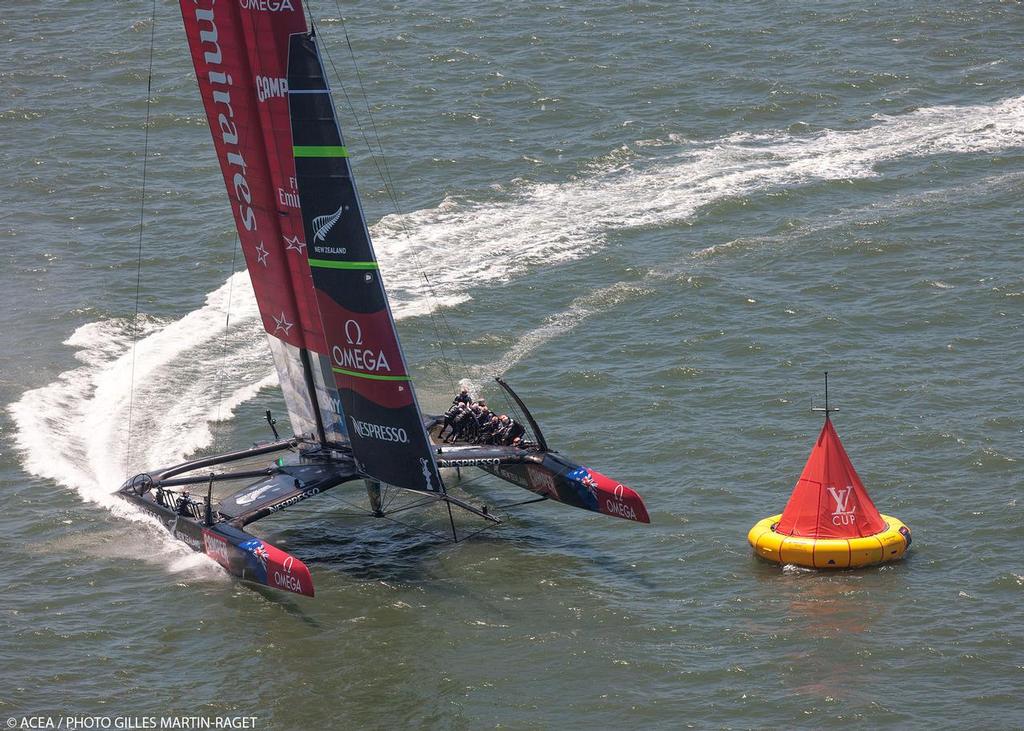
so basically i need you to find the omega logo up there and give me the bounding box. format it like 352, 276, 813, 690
344, 319, 363, 345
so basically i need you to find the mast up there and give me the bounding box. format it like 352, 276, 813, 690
299, 348, 328, 445
287, 32, 444, 494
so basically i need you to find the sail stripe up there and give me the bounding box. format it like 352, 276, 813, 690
307, 259, 379, 270
293, 145, 350, 158
331, 368, 412, 382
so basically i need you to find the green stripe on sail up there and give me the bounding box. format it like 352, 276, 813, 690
293, 145, 349, 158
332, 367, 411, 382
308, 259, 379, 270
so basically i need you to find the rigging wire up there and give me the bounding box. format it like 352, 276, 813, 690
333, 42, 470, 390
215, 235, 241, 425
320, 11, 553, 433
317, 5, 467, 390
423, 271, 469, 375
313, 22, 454, 387
324, 489, 465, 543
308, 9, 538, 524
316, 10, 536, 430
124, 0, 158, 479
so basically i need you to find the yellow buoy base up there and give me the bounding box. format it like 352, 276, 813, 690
748, 514, 911, 569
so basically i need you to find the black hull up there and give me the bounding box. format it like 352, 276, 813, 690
115, 408, 649, 599
428, 420, 650, 524
117, 440, 363, 597
120, 487, 318, 597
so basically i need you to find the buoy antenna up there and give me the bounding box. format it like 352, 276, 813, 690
811, 371, 839, 418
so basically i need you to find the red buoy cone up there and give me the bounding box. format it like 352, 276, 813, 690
774, 416, 887, 539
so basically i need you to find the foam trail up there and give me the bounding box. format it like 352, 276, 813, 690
465, 169, 1024, 388
8, 97, 1024, 566
8, 273, 276, 579
467, 283, 653, 390
8, 272, 272, 518
690, 170, 1024, 260
374, 95, 1024, 314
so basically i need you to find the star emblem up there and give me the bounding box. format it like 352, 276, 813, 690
255, 241, 269, 266
272, 311, 294, 335
284, 235, 306, 254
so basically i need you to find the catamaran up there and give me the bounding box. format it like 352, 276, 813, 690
119, 0, 649, 597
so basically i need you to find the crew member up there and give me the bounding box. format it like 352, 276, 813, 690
443, 403, 465, 442
493, 414, 511, 444
462, 404, 484, 443
175, 491, 193, 517
439, 401, 463, 440
473, 405, 492, 442
447, 404, 475, 443
479, 415, 501, 444
504, 419, 526, 446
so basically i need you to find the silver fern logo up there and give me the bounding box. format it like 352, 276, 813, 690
312, 204, 344, 241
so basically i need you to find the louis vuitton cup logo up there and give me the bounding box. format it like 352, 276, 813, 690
827, 486, 857, 526
419, 458, 435, 491
313, 204, 344, 241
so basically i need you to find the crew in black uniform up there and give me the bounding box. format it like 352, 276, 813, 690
462, 404, 484, 442
493, 415, 511, 444
478, 415, 501, 444
447, 403, 476, 443
175, 491, 194, 517
438, 401, 463, 440
504, 419, 526, 446
474, 404, 492, 434
440, 390, 531, 447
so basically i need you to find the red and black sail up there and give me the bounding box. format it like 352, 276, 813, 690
179, 0, 345, 444
287, 33, 444, 493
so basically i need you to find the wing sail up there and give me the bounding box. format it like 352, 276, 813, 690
179, 0, 346, 444
287, 32, 444, 494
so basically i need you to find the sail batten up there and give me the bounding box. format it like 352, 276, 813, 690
308, 259, 379, 270
287, 32, 444, 494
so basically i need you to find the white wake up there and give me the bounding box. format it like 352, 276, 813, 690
8, 274, 270, 510
378, 95, 1024, 316
9, 95, 1024, 530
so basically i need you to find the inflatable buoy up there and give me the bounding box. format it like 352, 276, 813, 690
749, 513, 911, 569
748, 386, 912, 570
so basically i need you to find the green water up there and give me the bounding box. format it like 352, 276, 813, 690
2, 2, 1022, 728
